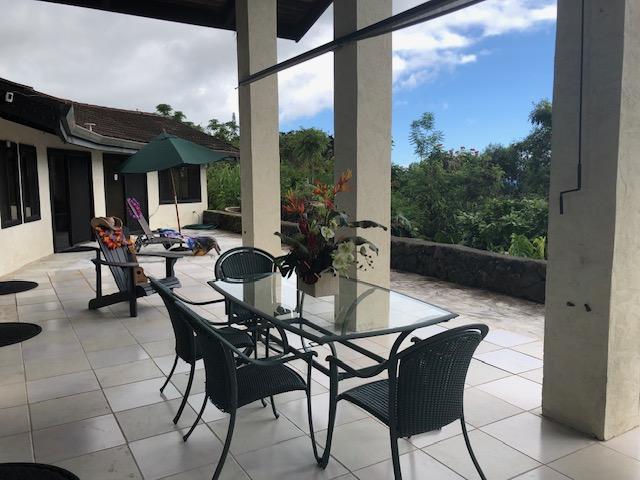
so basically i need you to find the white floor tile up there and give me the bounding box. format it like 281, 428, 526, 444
602, 427, 640, 461
208, 403, 306, 455
54, 445, 142, 480
103, 377, 181, 412
477, 376, 542, 410
424, 429, 540, 480
235, 435, 347, 480
550, 444, 640, 480
315, 417, 414, 471
33, 414, 125, 463
481, 412, 594, 462
354, 449, 463, 479
130, 425, 222, 480
475, 349, 543, 374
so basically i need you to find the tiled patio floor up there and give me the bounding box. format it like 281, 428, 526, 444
1, 230, 639, 479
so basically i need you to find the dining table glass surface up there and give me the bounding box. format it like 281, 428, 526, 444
208, 272, 456, 343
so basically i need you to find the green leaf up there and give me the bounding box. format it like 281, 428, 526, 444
274, 232, 310, 256
347, 220, 388, 231
336, 236, 379, 255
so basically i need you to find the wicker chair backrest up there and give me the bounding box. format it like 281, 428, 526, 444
214, 247, 275, 280
174, 301, 237, 413
394, 324, 488, 437
96, 232, 134, 293
151, 279, 198, 362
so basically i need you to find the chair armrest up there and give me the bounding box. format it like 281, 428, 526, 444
213, 324, 316, 367
137, 251, 188, 259
91, 258, 138, 268
172, 291, 225, 307
61, 246, 99, 253
326, 355, 389, 378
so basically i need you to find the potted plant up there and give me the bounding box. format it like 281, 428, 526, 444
275, 170, 387, 297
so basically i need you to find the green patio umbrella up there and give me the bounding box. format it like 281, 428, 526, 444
119, 133, 235, 232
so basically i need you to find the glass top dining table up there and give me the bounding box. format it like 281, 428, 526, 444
208, 273, 457, 346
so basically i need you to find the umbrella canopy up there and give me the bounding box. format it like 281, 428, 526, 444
119, 133, 234, 174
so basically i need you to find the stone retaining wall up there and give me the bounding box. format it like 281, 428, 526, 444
203, 210, 546, 303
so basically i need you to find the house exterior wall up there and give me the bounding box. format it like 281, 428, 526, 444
0, 118, 69, 277
0, 118, 209, 277
145, 166, 208, 230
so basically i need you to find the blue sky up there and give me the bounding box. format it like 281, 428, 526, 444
280, 19, 556, 166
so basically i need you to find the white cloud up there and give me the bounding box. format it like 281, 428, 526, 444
390, 0, 556, 91
0, 0, 556, 127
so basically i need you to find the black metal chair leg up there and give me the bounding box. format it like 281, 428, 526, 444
390, 433, 403, 480
313, 359, 338, 468
183, 393, 207, 442
461, 417, 486, 480
269, 396, 279, 419
212, 410, 236, 480
173, 361, 195, 424
305, 363, 322, 462
160, 355, 179, 393
253, 321, 268, 408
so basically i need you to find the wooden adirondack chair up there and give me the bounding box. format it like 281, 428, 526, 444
68, 223, 183, 317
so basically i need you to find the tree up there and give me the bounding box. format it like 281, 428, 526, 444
516, 99, 552, 196
207, 115, 239, 147
279, 128, 332, 184
154, 104, 202, 131
172, 110, 186, 123
156, 103, 173, 117
409, 112, 444, 160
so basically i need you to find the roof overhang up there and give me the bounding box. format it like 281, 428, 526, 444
35, 0, 332, 42
59, 107, 144, 154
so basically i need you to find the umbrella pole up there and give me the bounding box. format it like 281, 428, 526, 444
170, 168, 182, 234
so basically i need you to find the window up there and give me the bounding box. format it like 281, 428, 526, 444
0, 140, 22, 228
19, 144, 40, 222
158, 165, 202, 204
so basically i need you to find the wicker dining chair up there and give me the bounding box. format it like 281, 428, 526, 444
173, 299, 317, 480
320, 324, 489, 480
213, 246, 282, 414
214, 246, 275, 323
150, 278, 254, 424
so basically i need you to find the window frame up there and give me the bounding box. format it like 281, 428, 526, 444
0, 140, 23, 229
158, 165, 202, 204
19, 144, 41, 223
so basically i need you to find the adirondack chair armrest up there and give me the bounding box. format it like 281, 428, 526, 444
91, 258, 139, 268
60, 246, 100, 254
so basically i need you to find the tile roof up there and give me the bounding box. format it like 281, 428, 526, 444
0, 77, 238, 154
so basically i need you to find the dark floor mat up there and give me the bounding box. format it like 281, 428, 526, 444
0, 281, 38, 295
0, 323, 42, 347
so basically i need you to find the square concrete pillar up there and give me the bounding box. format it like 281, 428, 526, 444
236, 0, 281, 255
333, 0, 392, 288
543, 0, 640, 440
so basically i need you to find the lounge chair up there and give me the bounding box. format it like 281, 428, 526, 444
126, 197, 183, 252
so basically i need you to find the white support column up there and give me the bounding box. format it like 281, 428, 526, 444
333, 0, 392, 288
543, 0, 640, 440
236, 0, 281, 254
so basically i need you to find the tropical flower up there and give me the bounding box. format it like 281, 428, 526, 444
274, 170, 386, 284
320, 226, 335, 240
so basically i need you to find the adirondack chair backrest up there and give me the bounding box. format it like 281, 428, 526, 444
96, 231, 136, 293
126, 197, 154, 238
